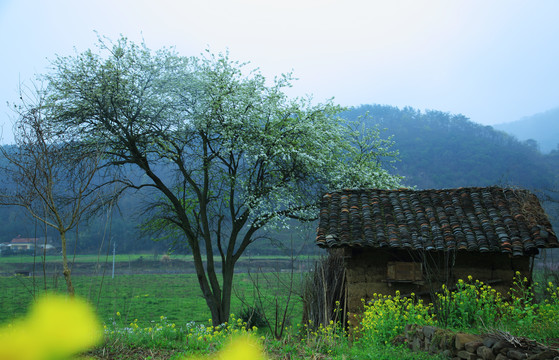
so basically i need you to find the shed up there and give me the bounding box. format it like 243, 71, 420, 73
315, 187, 558, 320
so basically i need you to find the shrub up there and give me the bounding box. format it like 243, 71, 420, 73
239, 306, 267, 331
435, 276, 503, 329
355, 291, 434, 346
497, 272, 559, 341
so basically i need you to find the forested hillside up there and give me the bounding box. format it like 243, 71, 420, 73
344, 105, 559, 191
1, 104, 558, 254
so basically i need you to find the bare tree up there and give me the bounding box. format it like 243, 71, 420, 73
0, 86, 104, 296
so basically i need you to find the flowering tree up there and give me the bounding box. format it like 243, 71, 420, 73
41, 37, 400, 325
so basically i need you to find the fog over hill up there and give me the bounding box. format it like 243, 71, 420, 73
493, 107, 559, 154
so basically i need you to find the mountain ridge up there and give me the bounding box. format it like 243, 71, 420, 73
493, 107, 559, 153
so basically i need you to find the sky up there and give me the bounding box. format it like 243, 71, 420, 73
1, 0, 558, 144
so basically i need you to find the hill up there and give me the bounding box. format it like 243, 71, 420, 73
344, 105, 559, 191
493, 107, 559, 154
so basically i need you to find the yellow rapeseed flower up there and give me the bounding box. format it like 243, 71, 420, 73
0, 294, 102, 360
185, 335, 265, 359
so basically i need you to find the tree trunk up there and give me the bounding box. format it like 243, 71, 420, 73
196, 259, 235, 327
205, 269, 234, 327
219, 263, 235, 325
60, 231, 75, 296
189, 243, 225, 327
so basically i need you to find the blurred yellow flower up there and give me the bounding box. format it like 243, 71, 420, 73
0, 294, 102, 360
186, 335, 266, 360
217, 336, 265, 360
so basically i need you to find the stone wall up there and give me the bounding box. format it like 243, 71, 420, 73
394, 325, 558, 360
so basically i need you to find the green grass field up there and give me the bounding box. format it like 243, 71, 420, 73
0, 272, 304, 328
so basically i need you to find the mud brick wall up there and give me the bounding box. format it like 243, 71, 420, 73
344, 248, 531, 316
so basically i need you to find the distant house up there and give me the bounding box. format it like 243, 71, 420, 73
10, 237, 37, 251
316, 187, 558, 323
7, 236, 56, 253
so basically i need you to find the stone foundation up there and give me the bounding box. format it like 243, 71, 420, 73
393, 325, 559, 360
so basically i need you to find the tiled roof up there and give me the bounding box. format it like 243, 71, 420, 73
316, 187, 558, 256
11, 238, 38, 244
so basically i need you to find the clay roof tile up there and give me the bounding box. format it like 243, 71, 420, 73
315, 187, 558, 256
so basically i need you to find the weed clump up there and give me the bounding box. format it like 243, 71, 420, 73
355, 290, 435, 346
99, 313, 261, 356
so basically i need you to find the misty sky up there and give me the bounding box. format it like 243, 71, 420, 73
1, 0, 558, 144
